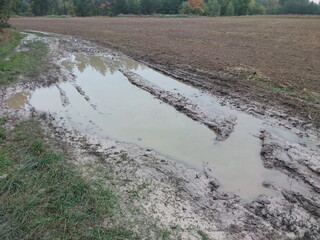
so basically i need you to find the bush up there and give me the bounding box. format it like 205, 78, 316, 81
21, 12, 34, 17
179, 1, 194, 14
0, 127, 6, 141
0, 0, 11, 27
0, 14, 10, 28
203, 0, 221, 16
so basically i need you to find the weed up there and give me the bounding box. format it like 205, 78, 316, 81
29, 139, 44, 155
43, 15, 70, 18
198, 230, 211, 240
128, 189, 140, 198
0, 150, 11, 170
0, 31, 49, 86
256, 80, 320, 101
0, 117, 8, 125
0, 31, 23, 57
0, 120, 140, 239
155, 228, 171, 239
188, 39, 203, 43
127, 183, 149, 199
306, 91, 320, 100
120, 152, 128, 160
23, 30, 51, 38
0, 127, 6, 141
256, 81, 295, 95
153, 14, 192, 18
15, 134, 27, 141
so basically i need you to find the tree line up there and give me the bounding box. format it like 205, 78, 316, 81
1, 0, 320, 18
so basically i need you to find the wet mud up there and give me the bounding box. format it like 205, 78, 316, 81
1, 31, 320, 240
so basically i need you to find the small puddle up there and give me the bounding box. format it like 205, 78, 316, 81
6, 92, 30, 109
19, 53, 315, 200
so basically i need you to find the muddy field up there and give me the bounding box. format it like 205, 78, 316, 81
1, 30, 319, 239
3, 16, 320, 239
10, 16, 320, 130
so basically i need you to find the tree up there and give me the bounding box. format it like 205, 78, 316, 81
188, 0, 204, 13
11, 0, 29, 15
159, 0, 184, 14
0, 0, 12, 27
237, 0, 250, 15
140, 0, 159, 14
203, 0, 221, 15
113, 0, 126, 14
281, 0, 314, 14
226, 1, 235, 15
179, 1, 194, 13
217, 0, 229, 15
247, 0, 265, 14
74, 0, 90, 16
127, 0, 140, 14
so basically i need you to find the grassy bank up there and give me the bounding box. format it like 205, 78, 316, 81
0, 30, 140, 240
0, 29, 48, 86
0, 119, 139, 239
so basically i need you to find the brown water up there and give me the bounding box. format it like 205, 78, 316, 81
6, 92, 30, 109
9, 53, 315, 200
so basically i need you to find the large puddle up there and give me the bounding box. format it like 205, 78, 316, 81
8, 54, 316, 200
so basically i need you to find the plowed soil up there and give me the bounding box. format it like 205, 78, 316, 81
10, 16, 320, 129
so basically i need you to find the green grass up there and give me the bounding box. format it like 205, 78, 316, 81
197, 230, 211, 240
43, 15, 70, 18
0, 31, 23, 58
0, 117, 8, 125
23, 30, 52, 38
152, 14, 192, 18
256, 80, 320, 100
0, 119, 140, 240
0, 127, 6, 142
117, 14, 193, 18
0, 31, 49, 86
307, 91, 320, 100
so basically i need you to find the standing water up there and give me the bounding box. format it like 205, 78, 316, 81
8, 54, 315, 200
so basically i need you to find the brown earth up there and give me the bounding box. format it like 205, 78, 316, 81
10, 16, 320, 130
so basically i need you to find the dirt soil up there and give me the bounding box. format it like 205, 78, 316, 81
10, 16, 320, 130
1, 31, 319, 240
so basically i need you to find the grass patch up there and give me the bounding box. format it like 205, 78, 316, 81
197, 230, 211, 240
0, 127, 6, 141
117, 14, 193, 18
0, 117, 8, 125
0, 120, 139, 240
0, 31, 48, 86
256, 80, 320, 101
306, 91, 320, 100
256, 81, 292, 94
43, 15, 70, 18
23, 30, 52, 38
152, 14, 192, 18
0, 31, 23, 57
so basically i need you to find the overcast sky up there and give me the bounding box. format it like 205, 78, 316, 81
311, 0, 320, 3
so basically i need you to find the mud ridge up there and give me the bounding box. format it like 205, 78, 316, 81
121, 69, 236, 141
137, 59, 320, 141
72, 83, 97, 110
260, 130, 320, 194
55, 84, 70, 107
